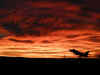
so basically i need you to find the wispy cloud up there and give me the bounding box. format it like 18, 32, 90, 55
8, 38, 33, 43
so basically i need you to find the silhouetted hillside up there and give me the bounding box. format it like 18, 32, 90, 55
0, 56, 100, 64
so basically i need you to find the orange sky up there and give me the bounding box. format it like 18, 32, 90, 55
0, 1, 100, 58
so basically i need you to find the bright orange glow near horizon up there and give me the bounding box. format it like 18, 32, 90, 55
0, 0, 100, 58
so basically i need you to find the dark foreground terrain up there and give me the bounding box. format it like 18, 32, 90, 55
0, 56, 99, 64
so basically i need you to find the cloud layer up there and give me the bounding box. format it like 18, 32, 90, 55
0, 1, 100, 36
0, 0, 100, 58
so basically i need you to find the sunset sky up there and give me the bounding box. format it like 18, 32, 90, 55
0, 0, 100, 58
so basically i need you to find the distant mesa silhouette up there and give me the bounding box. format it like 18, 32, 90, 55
70, 49, 90, 57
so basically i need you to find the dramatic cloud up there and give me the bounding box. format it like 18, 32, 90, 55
8, 38, 33, 43
0, 1, 99, 36
0, 34, 7, 39
85, 36, 100, 43
66, 34, 80, 39
2, 23, 24, 36
0, 0, 100, 58
41, 40, 53, 43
